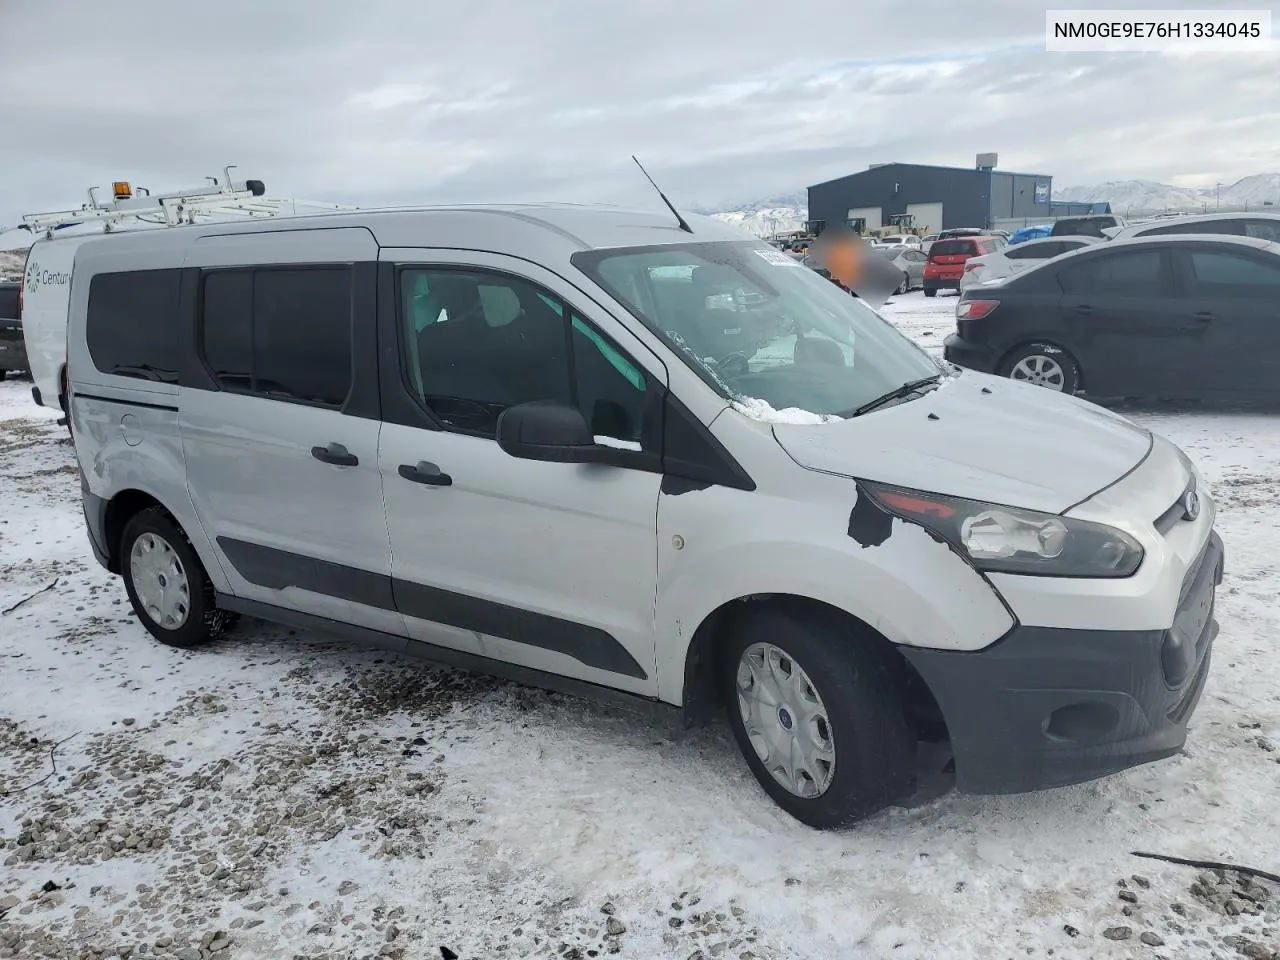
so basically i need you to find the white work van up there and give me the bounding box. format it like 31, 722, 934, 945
64, 203, 1223, 828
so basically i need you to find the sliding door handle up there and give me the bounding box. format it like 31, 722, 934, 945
311, 442, 358, 466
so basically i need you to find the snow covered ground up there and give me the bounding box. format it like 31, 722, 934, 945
1, 296, 1278, 960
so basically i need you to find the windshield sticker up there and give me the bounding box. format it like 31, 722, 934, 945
753, 248, 805, 268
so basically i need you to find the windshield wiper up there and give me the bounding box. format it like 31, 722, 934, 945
847, 374, 943, 418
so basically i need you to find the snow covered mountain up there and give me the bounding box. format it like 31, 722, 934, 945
694, 192, 808, 237
1054, 175, 1280, 214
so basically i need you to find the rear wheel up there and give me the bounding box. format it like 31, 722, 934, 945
923, 286, 937, 298
1000, 342, 1081, 394
719, 605, 916, 829
120, 508, 230, 648
896, 273, 910, 296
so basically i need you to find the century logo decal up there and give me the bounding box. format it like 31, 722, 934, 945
24, 260, 71, 294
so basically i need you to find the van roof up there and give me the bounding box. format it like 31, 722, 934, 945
70, 203, 752, 263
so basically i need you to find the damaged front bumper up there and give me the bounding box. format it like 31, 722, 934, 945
900, 530, 1224, 794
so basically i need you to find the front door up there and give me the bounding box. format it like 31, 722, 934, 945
1173, 244, 1280, 395
180, 229, 404, 636
375, 250, 667, 695
1055, 245, 1203, 398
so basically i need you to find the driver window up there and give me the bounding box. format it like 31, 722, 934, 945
399, 268, 649, 442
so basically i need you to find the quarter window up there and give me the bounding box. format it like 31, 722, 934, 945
86, 269, 182, 382
199, 266, 353, 407
400, 269, 649, 442
1187, 250, 1280, 296
1244, 220, 1280, 243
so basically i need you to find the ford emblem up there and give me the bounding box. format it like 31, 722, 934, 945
1182, 489, 1200, 522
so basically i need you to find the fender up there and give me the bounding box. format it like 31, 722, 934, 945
654, 487, 1015, 704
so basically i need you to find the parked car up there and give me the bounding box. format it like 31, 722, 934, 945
923, 235, 1006, 296
959, 236, 1103, 290
1009, 225, 1053, 245
876, 234, 922, 248
870, 244, 928, 294
65, 206, 1221, 829
1049, 215, 1125, 239
944, 234, 1280, 399
1107, 211, 1280, 243
0, 281, 25, 380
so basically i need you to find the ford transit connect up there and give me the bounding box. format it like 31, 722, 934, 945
67, 205, 1223, 828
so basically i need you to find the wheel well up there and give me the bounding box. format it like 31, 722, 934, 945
679, 594, 949, 744
997, 340, 1083, 389
102, 490, 166, 573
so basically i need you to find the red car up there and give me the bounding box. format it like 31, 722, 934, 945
923, 235, 1004, 297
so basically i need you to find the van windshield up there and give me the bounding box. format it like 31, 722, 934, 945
571, 241, 940, 420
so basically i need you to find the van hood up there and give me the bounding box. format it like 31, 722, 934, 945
771, 372, 1153, 514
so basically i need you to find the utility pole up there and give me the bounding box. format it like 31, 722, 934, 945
1216, 183, 1222, 211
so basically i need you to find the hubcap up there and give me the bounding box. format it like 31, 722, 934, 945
129, 532, 191, 629
1010, 354, 1067, 391
736, 642, 836, 798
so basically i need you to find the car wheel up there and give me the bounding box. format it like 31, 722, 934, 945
719, 605, 916, 829
1000, 342, 1081, 394
896, 273, 910, 296
120, 507, 232, 648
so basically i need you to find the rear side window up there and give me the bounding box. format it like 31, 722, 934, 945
200, 266, 353, 407
1006, 242, 1059, 260
1059, 250, 1167, 297
929, 240, 977, 257
86, 269, 182, 382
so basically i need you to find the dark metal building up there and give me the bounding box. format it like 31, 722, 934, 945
807, 158, 1055, 235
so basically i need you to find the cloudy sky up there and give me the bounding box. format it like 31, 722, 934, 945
2, 0, 1278, 227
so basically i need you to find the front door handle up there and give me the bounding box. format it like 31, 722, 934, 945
311, 442, 359, 467
398, 460, 452, 486
1075, 304, 1095, 315
1194, 311, 1217, 323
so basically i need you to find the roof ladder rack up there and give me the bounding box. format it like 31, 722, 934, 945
19, 164, 306, 238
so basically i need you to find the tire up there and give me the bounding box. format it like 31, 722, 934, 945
999, 342, 1081, 394
0, 369, 6, 381
120, 507, 230, 648
923, 287, 937, 298
719, 605, 916, 829
896, 273, 910, 296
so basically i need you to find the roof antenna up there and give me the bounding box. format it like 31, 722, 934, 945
632, 156, 693, 233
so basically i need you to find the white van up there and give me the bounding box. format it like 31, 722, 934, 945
66, 205, 1223, 828
21, 235, 90, 421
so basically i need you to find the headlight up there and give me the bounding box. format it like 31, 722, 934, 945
863, 483, 1143, 578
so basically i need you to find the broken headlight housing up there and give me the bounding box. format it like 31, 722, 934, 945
863, 483, 1144, 578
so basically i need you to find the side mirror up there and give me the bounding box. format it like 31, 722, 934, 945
496, 401, 618, 465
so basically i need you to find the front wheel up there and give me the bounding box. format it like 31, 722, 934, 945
896, 273, 910, 296
999, 342, 1081, 394
720, 606, 916, 829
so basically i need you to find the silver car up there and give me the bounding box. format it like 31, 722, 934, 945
870, 244, 928, 295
